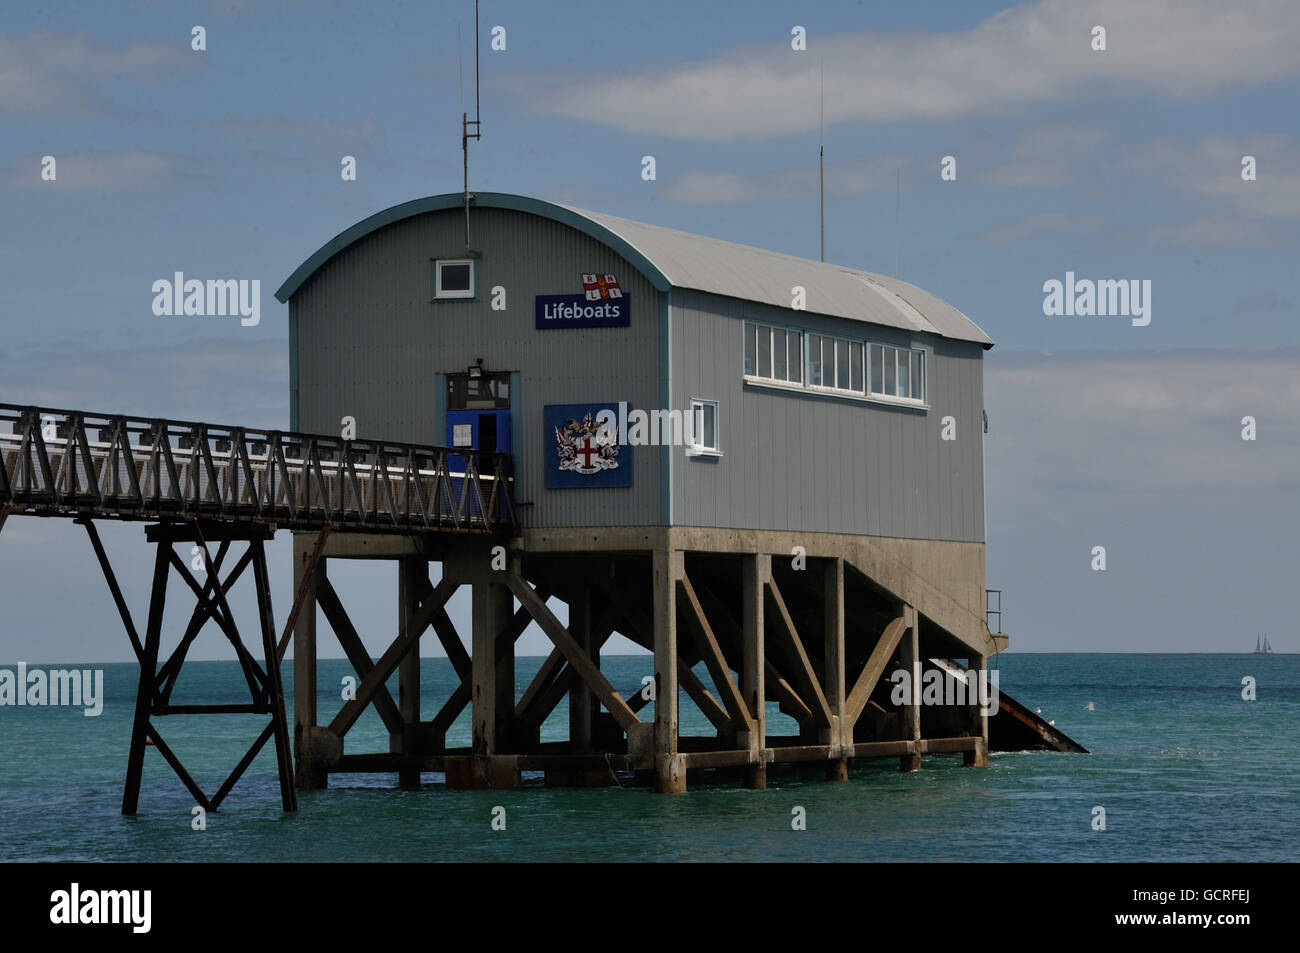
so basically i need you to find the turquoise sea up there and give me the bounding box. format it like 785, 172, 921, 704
0, 653, 1296, 862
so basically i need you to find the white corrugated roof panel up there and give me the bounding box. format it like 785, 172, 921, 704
565, 204, 993, 347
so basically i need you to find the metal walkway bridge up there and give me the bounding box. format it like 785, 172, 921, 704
0, 403, 517, 534
0, 402, 518, 816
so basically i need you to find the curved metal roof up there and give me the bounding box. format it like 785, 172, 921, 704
276, 192, 992, 348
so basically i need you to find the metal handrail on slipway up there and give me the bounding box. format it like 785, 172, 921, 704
0, 403, 517, 534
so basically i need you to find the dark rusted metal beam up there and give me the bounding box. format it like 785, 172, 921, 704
80, 519, 145, 662
316, 577, 405, 737
677, 574, 751, 729
328, 576, 457, 737
277, 526, 330, 662
844, 615, 908, 729
122, 543, 169, 815
764, 579, 834, 728
505, 571, 640, 732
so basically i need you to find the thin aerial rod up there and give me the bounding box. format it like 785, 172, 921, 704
895, 167, 900, 278
463, 0, 483, 252
819, 61, 824, 262
475, 0, 480, 125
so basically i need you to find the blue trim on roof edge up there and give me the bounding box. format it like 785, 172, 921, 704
274, 192, 674, 302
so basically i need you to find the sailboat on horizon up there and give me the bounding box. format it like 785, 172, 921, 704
1254, 633, 1274, 654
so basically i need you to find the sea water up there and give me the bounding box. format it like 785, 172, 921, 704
0, 654, 1295, 862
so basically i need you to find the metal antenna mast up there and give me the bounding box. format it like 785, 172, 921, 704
819, 61, 825, 262
895, 167, 900, 277
462, 0, 482, 252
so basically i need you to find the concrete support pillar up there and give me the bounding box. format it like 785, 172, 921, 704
741, 554, 768, 790
822, 557, 847, 780
292, 537, 327, 789
472, 580, 513, 755
497, 591, 516, 751
652, 546, 685, 793
568, 583, 595, 751
964, 651, 990, 767
899, 604, 922, 772
397, 557, 422, 788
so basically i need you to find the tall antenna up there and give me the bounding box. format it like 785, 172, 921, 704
462, 0, 482, 252
895, 167, 900, 277
819, 61, 825, 262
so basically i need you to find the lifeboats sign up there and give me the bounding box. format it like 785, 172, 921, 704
535, 274, 630, 329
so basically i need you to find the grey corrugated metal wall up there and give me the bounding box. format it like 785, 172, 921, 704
669, 289, 986, 543
293, 207, 662, 528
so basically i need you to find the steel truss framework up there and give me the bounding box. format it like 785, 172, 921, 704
0, 402, 519, 813
294, 539, 1076, 797
0, 403, 517, 534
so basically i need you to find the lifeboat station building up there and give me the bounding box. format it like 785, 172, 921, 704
275, 191, 1003, 793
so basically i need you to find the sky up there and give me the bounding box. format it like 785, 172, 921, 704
1, 0, 1298, 663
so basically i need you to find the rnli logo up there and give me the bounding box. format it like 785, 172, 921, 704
536, 275, 630, 329
582, 274, 622, 300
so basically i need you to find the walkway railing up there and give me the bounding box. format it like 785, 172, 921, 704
0, 403, 517, 534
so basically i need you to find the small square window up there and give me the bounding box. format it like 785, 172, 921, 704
435, 259, 475, 299
688, 399, 721, 456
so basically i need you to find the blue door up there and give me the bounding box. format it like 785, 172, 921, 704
447, 409, 512, 520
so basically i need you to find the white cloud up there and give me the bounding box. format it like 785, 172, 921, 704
2, 151, 174, 190
524, 0, 1300, 142
0, 32, 186, 113
0, 338, 289, 426
1128, 135, 1300, 220
663, 153, 910, 205
1233, 292, 1296, 314
986, 348, 1300, 497
977, 125, 1110, 188
970, 212, 1101, 244
1146, 216, 1265, 246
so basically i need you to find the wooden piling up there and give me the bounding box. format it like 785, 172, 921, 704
397, 557, 422, 788
964, 651, 990, 767
653, 546, 685, 793
292, 536, 327, 789
471, 578, 517, 787
899, 604, 921, 772
568, 582, 595, 751
823, 557, 848, 780
741, 554, 768, 789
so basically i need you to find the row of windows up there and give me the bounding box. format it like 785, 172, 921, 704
744, 321, 926, 403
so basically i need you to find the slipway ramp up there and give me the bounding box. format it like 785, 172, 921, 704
930, 657, 1088, 753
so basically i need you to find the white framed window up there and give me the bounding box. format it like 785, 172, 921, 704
806, 333, 865, 395
434, 258, 475, 299
744, 321, 803, 384
687, 398, 721, 457
742, 318, 928, 408
869, 343, 925, 402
